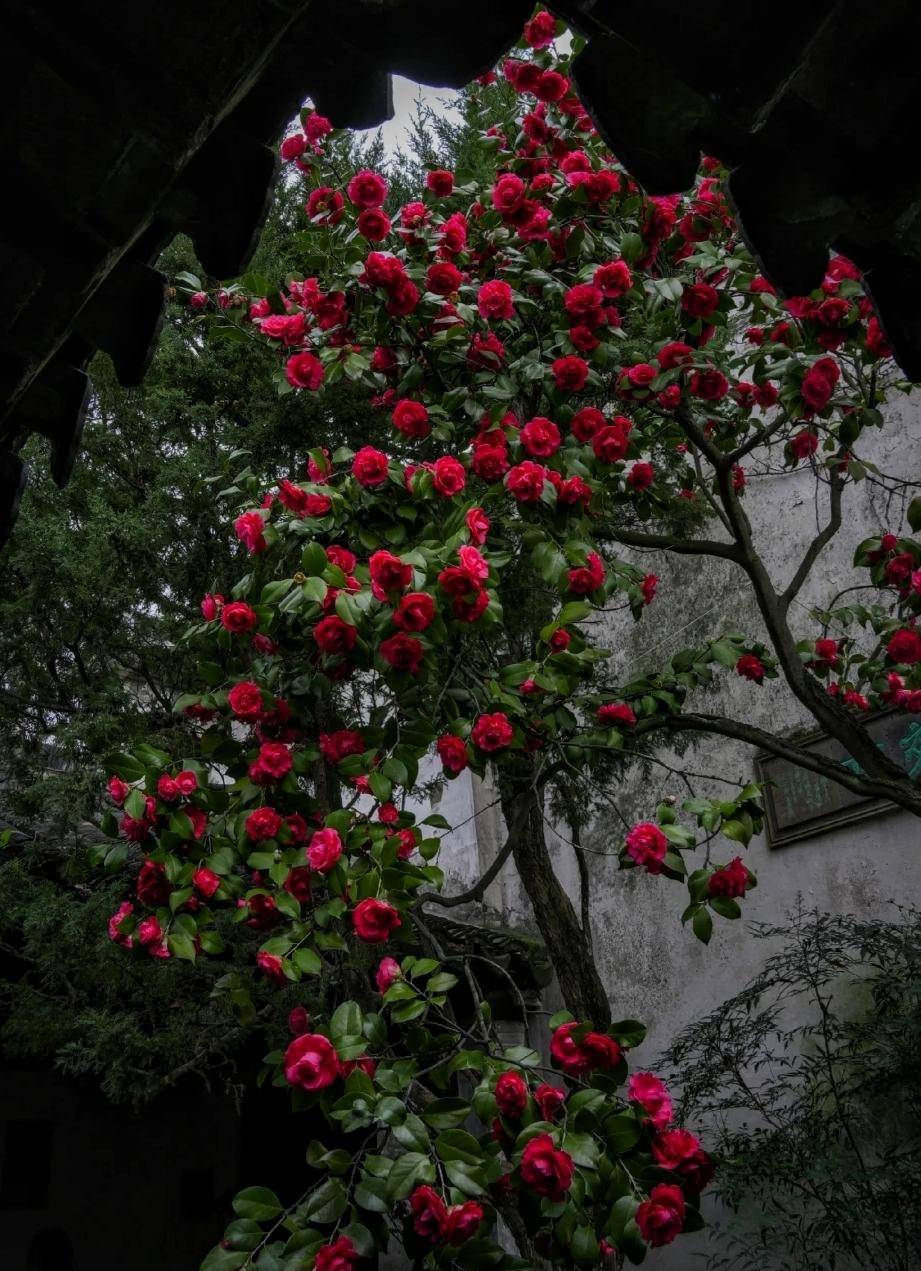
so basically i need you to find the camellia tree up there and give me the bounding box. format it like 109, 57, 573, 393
98, 8, 921, 1268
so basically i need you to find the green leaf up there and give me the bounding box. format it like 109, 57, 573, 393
330, 1001, 362, 1044
710, 896, 742, 920
387, 1152, 434, 1200
436, 1129, 484, 1166
232, 1186, 282, 1222
693, 908, 714, 944
302, 1177, 348, 1224
908, 497, 921, 532
301, 542, 329, 575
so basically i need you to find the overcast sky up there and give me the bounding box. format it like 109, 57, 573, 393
354, 77, 461, 154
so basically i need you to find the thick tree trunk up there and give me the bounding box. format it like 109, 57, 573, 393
498, 768, 611, 1026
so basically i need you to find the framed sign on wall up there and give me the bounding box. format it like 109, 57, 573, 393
757, 712, 921, 847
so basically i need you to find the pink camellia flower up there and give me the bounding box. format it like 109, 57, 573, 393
234, 511, 267, 554
283, 1032, 340, 1090
307, 827, 343, 873
375, 956, 401, 993
107, 775, 130, 806
256, 950, 287, 983
624, 822, 669, 874
285, 351, 325, 390
628, 1071, 673, 1128
108, 901, 134, 947
192, 867, 221, 898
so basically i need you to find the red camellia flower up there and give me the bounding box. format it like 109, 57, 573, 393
888, 627, 921, 664
369, 550, 413, 600
228, 680, 264, 720
392, 397, 430, 438
598, 702, 636, 727
137, 859, 170, 907
306, 187, 344, 224
320, 729, 365, 764
801, 356, 840, 410
789, 429, 820, 461
314, 1235, 360, 1271
520, 1134, 574, 1201
356, 208, 391, 241
567, 551, 605, 596
736, 653, 765, 683
636, 1183, 686, 1248
285, 351, 325, 390
681, 282, 720, 318
506, 460, 548, 502
443, 1201, 484, 1246
431, 455, 467, 497
495, 1070, 529, 1117
313, 614, 357, 657
352, 897, 402, 942
246, 806, 282, 841
352, 446, 390, 486
393, 592, 436, 632
520, 415, 561, 457
592, 424, 629, 463
221, 602, 257, 634
347, 168, 388, 208
595, 258, 633, 297
491, 173, 526, 214
283, 1032, 340, 1090
477, 279, 515, 321
471, 712, 514, 751
437, 734, 469, 774
551, 355, 589, 391
426, 261, 462, 295
624, 821, 669, 874
571, 406, 605, 442
627, 461, 655, 490
708, 856, 751, 898
107, 776, 130, 806
426, 168, 455, 197
524, 8, 556, 47
689, 368, 728, 401
409, 1186, 448, 1241
380, 632, 425, 673
534, 1083, 566, 1120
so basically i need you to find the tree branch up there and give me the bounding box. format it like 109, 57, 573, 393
608, 527, 742, 562
780, 471, 844, 612
664, 712, 921, 815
